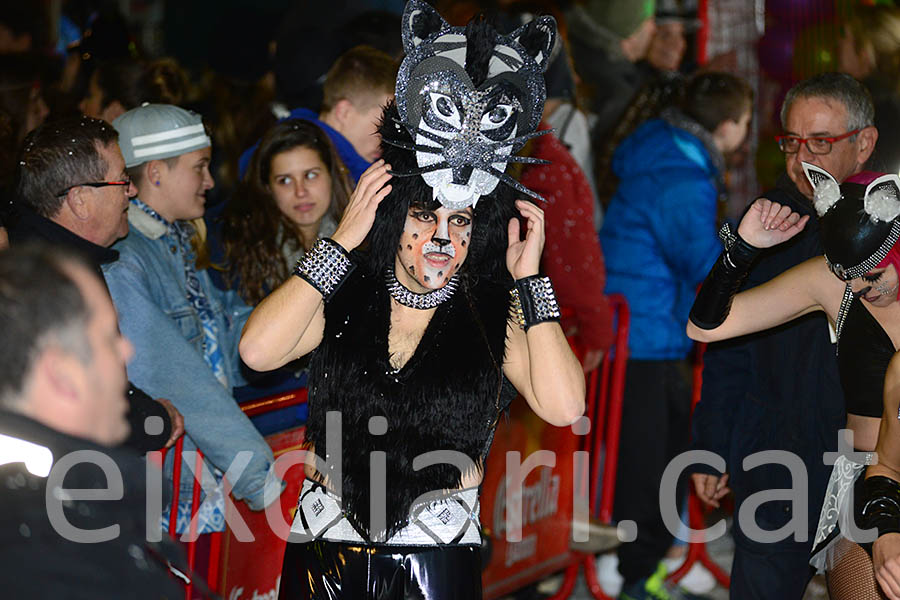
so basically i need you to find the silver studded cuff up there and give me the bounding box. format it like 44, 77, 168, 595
509, 275, 561, 331
294, 238, 355, 301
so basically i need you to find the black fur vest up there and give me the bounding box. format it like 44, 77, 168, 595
305, 262, 516, 540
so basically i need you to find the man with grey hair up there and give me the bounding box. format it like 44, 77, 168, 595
0, 245, 187, 597
690, 72, 876, 598
8, 115, 183, 453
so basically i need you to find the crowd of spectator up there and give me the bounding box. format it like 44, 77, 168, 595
4, 1, 900, 599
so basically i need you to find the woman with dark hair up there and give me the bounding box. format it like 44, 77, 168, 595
220, 119, 351, 305
688, 163, 900, 599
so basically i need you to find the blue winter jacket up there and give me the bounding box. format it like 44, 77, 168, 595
599, 118, 722, 360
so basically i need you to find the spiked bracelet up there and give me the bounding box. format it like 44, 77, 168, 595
293, 238, 355, 301
510, 275, 561, 331
689, 224, 761, 330
855, 475, 900, 551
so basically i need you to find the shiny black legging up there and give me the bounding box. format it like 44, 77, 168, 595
278, 540, 482, 600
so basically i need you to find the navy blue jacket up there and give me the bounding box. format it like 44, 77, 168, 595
691, 174, 846, 549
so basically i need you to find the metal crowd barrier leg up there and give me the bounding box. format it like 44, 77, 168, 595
548, 294, 630, 600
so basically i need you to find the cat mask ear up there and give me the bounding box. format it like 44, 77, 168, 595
864, 174, 900, 223
511, 15, 557, 72
802, 161, 841, 216
401, 0, 451, 54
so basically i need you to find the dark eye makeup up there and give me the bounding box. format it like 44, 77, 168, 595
862, 272, 884, 283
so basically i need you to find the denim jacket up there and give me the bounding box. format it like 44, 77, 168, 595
103, 202, 282, 511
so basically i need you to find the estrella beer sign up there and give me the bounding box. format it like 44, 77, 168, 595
481, 396, 578, 599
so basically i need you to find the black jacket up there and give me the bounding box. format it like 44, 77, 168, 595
691, 174, 846, 549
0, 411, 187, 598
7, 207, 172, 452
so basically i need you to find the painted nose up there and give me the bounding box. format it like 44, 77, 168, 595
433, 215, 450, 244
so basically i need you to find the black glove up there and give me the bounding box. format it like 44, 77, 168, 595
689, 224, 761, 330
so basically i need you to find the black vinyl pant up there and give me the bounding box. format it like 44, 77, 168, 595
279, 540, 482, 600
613, 359, 692, 585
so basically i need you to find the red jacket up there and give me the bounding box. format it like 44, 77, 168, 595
520, 123, 614, 352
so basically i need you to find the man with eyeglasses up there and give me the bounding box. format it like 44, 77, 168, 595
690, 72, 876, 598
7, 115, 184, 454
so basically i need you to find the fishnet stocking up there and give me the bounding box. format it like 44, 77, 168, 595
826, 538, 886, 600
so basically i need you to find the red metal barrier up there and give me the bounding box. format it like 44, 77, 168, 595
547, 293, 630, 600
697, 0, 709, 65
161, 388, 309, 599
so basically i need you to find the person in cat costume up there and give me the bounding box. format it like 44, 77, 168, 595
239, 2, 586, 598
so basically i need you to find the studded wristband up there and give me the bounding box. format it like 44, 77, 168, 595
510, 275, 561, 331
293, 238, 355, 301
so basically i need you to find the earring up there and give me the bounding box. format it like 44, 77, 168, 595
154, 180, 160, 186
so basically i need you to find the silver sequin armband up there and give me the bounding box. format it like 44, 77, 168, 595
509, 275, 561, 331
293, 238, 355, 301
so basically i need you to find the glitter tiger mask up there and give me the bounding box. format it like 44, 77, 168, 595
389, 0, 557, 209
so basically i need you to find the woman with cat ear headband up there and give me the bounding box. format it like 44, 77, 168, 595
239, 3, 586, 598
687, 162, 900, 599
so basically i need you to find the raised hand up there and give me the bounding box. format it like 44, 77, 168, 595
506, 199, 545, 280
736, 198, 810, 249
331, 160, 392, 252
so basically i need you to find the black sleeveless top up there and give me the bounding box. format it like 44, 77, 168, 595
305, 264, 517, 539
837, 293, 895, 417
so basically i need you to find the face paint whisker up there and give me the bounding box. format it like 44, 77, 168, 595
390, 162, 452, 177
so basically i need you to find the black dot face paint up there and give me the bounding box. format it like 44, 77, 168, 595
398, 206, 472, 291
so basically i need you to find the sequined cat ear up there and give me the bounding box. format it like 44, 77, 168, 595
510, 15, 557, 73
802, 161, 840, 216
401, 0, 450, 54
864, 174, 900, 223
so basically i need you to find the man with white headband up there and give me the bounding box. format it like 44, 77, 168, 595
104, 104, 283, 534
